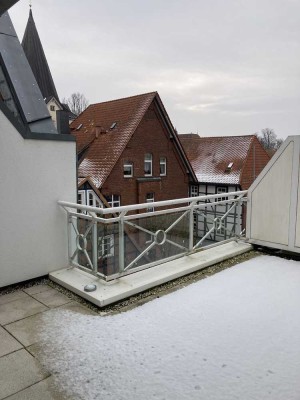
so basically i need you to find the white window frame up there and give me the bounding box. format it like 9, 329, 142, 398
146, 192, 154, 212
217, 186, 227, 201
87, 190, 102, 208
98, 234, 114, 259
123, 161, 133, 178
144, 153, 153, 176
159, 157, 167, 176
107, 194, 121, 208
190, 185, 198, 197
78, 190, 86, 205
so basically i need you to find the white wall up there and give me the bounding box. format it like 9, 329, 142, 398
0, 111, 77, 287
247, 136, 300, 253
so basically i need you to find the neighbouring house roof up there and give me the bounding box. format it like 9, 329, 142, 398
22, 9, 59, 101
179, 134, 255, 185
71, 92, 196, 188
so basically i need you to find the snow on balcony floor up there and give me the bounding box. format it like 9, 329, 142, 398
39, 255, 300, 400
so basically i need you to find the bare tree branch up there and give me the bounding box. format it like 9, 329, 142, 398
256, 128, 283, 150
62, 92, 89, 116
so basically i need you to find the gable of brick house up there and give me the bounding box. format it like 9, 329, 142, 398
71, 92, 196, 206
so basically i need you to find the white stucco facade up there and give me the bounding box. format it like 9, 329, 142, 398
0, 110, 77, 287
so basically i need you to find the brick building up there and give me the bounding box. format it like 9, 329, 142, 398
71, 92, 196, 209
179, 134, 270, 241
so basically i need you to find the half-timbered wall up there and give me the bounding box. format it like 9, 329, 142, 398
190, 183, 242, 243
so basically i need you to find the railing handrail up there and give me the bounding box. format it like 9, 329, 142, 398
58, 190, 247, 216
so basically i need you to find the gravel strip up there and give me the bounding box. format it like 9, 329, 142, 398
0, 250, 262, 315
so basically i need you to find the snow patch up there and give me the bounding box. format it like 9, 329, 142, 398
39, 255, 300, 399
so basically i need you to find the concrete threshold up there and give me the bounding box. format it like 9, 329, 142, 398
50, 241, 252, 308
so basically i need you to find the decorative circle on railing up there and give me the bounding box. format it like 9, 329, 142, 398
154, 230, 167, 246
214, 217, 223, 231
77, 234, 87, 251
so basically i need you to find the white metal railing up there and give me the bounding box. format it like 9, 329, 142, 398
58, 191, 247, 281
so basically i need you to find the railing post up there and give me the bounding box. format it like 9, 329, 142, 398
119, 211, 125, 273
67, 212, 72, 264
189, 203, 195, 251
92, 220, 98, 274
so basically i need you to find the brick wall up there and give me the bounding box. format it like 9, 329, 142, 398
240, 136, 271, 190
101, 101, 190, 205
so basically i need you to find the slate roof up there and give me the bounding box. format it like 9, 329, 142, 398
179, 134, 255, 185
71, 92, 195, 188
22, 9, 59, 100
0, 0, 19, 15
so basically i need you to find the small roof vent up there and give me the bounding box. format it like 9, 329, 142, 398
110, 122, 117, 130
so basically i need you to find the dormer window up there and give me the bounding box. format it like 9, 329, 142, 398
124, 161, 133, 177
144, 153, 152, 176
225, 162, 233, 172
50, 105, 55, 111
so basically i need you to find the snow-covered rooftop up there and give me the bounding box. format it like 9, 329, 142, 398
39, 255, 300, 399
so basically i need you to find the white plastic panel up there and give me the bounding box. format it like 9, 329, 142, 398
249, 141, 294, 246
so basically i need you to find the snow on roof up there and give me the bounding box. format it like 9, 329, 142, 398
71, 92, 157, 188
179, 134, 254, 185
38, 255, 300, 400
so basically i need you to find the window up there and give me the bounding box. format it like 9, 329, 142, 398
98, 235, 114, 258
78, 190, 86, 205
50, 105, 55, 111
217, 186, 227, 201
144, 153, 152, 176
146, 192, 154, 212
77, 190, 86, 213
124, 161, 133, 177
106, 194, 121, 208
0, 63, 23, 125
160, 157, 167, 176
87, 190, 102, 207
190, 185, 198, 197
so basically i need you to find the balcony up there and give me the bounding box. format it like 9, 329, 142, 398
51, 191, 252, 306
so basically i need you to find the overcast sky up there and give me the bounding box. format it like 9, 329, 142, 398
9, 0, 300, 139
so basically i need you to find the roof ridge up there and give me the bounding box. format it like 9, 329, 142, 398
198, 134, 255, 139
88, 91, 157, 108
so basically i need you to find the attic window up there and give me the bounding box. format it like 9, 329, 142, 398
110, 122, 117, 130
225, 162, 233, 172
77, 123, 83, 130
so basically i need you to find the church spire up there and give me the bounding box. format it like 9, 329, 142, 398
22, 7, 59, 101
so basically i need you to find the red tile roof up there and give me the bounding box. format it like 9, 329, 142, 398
179, 134, 255, 184
71, 92, 157, 188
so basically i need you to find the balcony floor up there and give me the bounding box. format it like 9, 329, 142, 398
0, 284, 97, 399
49, 240, 252, 308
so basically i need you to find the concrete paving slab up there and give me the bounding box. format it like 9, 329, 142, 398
0, 297, 48, 326
0, 326, 23, 357
50, 241, 253, 307
0, 291, 29, 306
5, 311, 48, 347
31, 289, 72, 308
0, 349, 49, 399
4, 377, 68, 400
23, 285, 52, 295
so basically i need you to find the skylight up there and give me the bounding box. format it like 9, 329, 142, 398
77, 123, 83, 130
227, 162, 233, 169
110, 122, 117, 130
